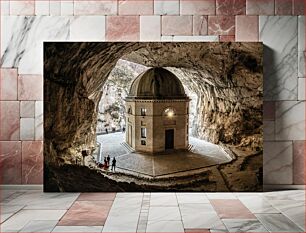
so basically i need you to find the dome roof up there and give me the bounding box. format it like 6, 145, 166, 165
127, 67, 187, 99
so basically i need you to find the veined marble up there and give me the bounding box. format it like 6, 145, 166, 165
263, 141, 293, 184
275, 101, 305, 140
35, 101, 43, 140
1, 16, 70, 74
222, 219, 268, 232
154, 0, 179, 15
298, 16, 305, 78
256, 213, 303, 232
70, 16, 106, 41
263, 120, 275, 141
20, 220, 58, 232
259, 16, 298, 100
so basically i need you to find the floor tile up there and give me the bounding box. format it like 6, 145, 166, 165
146, 220, 184, 233
150, 193, 178, 206
210, 199, 256, 219
263, 190, 305, 201
77, 192, 116, 201
52, 225, 103, 232
184, 229, 210, 233
1, 204, 25, 223
0, 209, 66, 232
268, 200, 305, 230
256, 213, 304, 232
6, 191, 80, 210
102, 201, 141, 232
238, 196, 279, 213
19, 220, 58, 232
148, 206, 181, 221
180, 203, 226, 230
176, 193, 210, 204
206, 193, 237, 199
222, 219, 269, 232
58, 201, 113, 226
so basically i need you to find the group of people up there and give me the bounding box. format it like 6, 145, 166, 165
97, 154, 116, 171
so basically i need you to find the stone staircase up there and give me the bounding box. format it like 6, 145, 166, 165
121, 142, 135, 153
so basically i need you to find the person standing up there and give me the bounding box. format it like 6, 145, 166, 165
107, 155, 111, 166
111, 157, 116, 172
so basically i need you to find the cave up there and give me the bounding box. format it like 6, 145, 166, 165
44, 42, 263, 192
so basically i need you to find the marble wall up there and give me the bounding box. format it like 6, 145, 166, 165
0, 0, 305, 185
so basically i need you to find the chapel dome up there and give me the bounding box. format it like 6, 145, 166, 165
127, 67, 187, 99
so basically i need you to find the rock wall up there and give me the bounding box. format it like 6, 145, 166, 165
44, 42, 263, 166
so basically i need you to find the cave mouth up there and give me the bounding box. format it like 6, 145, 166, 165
94, 59, 233, 177
44, 42, 263, 192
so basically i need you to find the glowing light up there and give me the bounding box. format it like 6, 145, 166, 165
167, 110, 174, 117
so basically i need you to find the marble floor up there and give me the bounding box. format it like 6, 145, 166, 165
0, 187, 305, 232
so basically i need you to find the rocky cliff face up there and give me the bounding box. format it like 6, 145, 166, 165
44, 42, 263, 191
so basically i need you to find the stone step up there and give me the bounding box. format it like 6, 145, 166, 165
121, 142, 135, 153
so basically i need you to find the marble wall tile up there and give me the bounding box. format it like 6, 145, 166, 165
193, 16, 208, 35
140, 16, 161, 41
61, 1, 74, 16
20, 101, 35, 118
154, 0, 179, 15
293, 0, 305, 15
259, 16, 298, 100
172, 36, 219, 42
1, 0, 10, 15
235, 15, 258, 41
293, 140, 305, 184
263, 141, 293, 184
20, 118, 35, 140
246, 0, 274, 15
70, 16, 106, 41
0, 141, 22, 184
119, 0, 153, 15
298, 78, 305, 100
0, 101, 20, 140
35, 101, 43, 140
10, 1, 35, 15
263, 101, 275, 120
208, 16, 235, 35
298, 16, 305, 78
263, 121, 275, 141
275, 101, 305, 140
21, 141, 43, 184
180, 0, 216, 15
50, 1, 61, 16
106, 16, 139, 41
219, 35, 235, 41
0, 68, 18, 100
162, 16, 192, 36
18, 75, 43, 100
275, 0, 293, 15
161, 35, 174, 41
1, 16, 70, 74
74, 1, 117, 15
216, 0, 246, 15
35, 1, 50, 16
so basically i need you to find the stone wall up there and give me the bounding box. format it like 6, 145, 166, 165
0, 0, 305, 185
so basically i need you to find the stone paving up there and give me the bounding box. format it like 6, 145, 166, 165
96, 133, 232, 177
1, 188, 304, 232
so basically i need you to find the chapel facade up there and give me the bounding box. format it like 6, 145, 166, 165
125, 67, 190, 154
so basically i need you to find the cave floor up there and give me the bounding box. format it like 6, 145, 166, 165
97, 133, 232, 177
